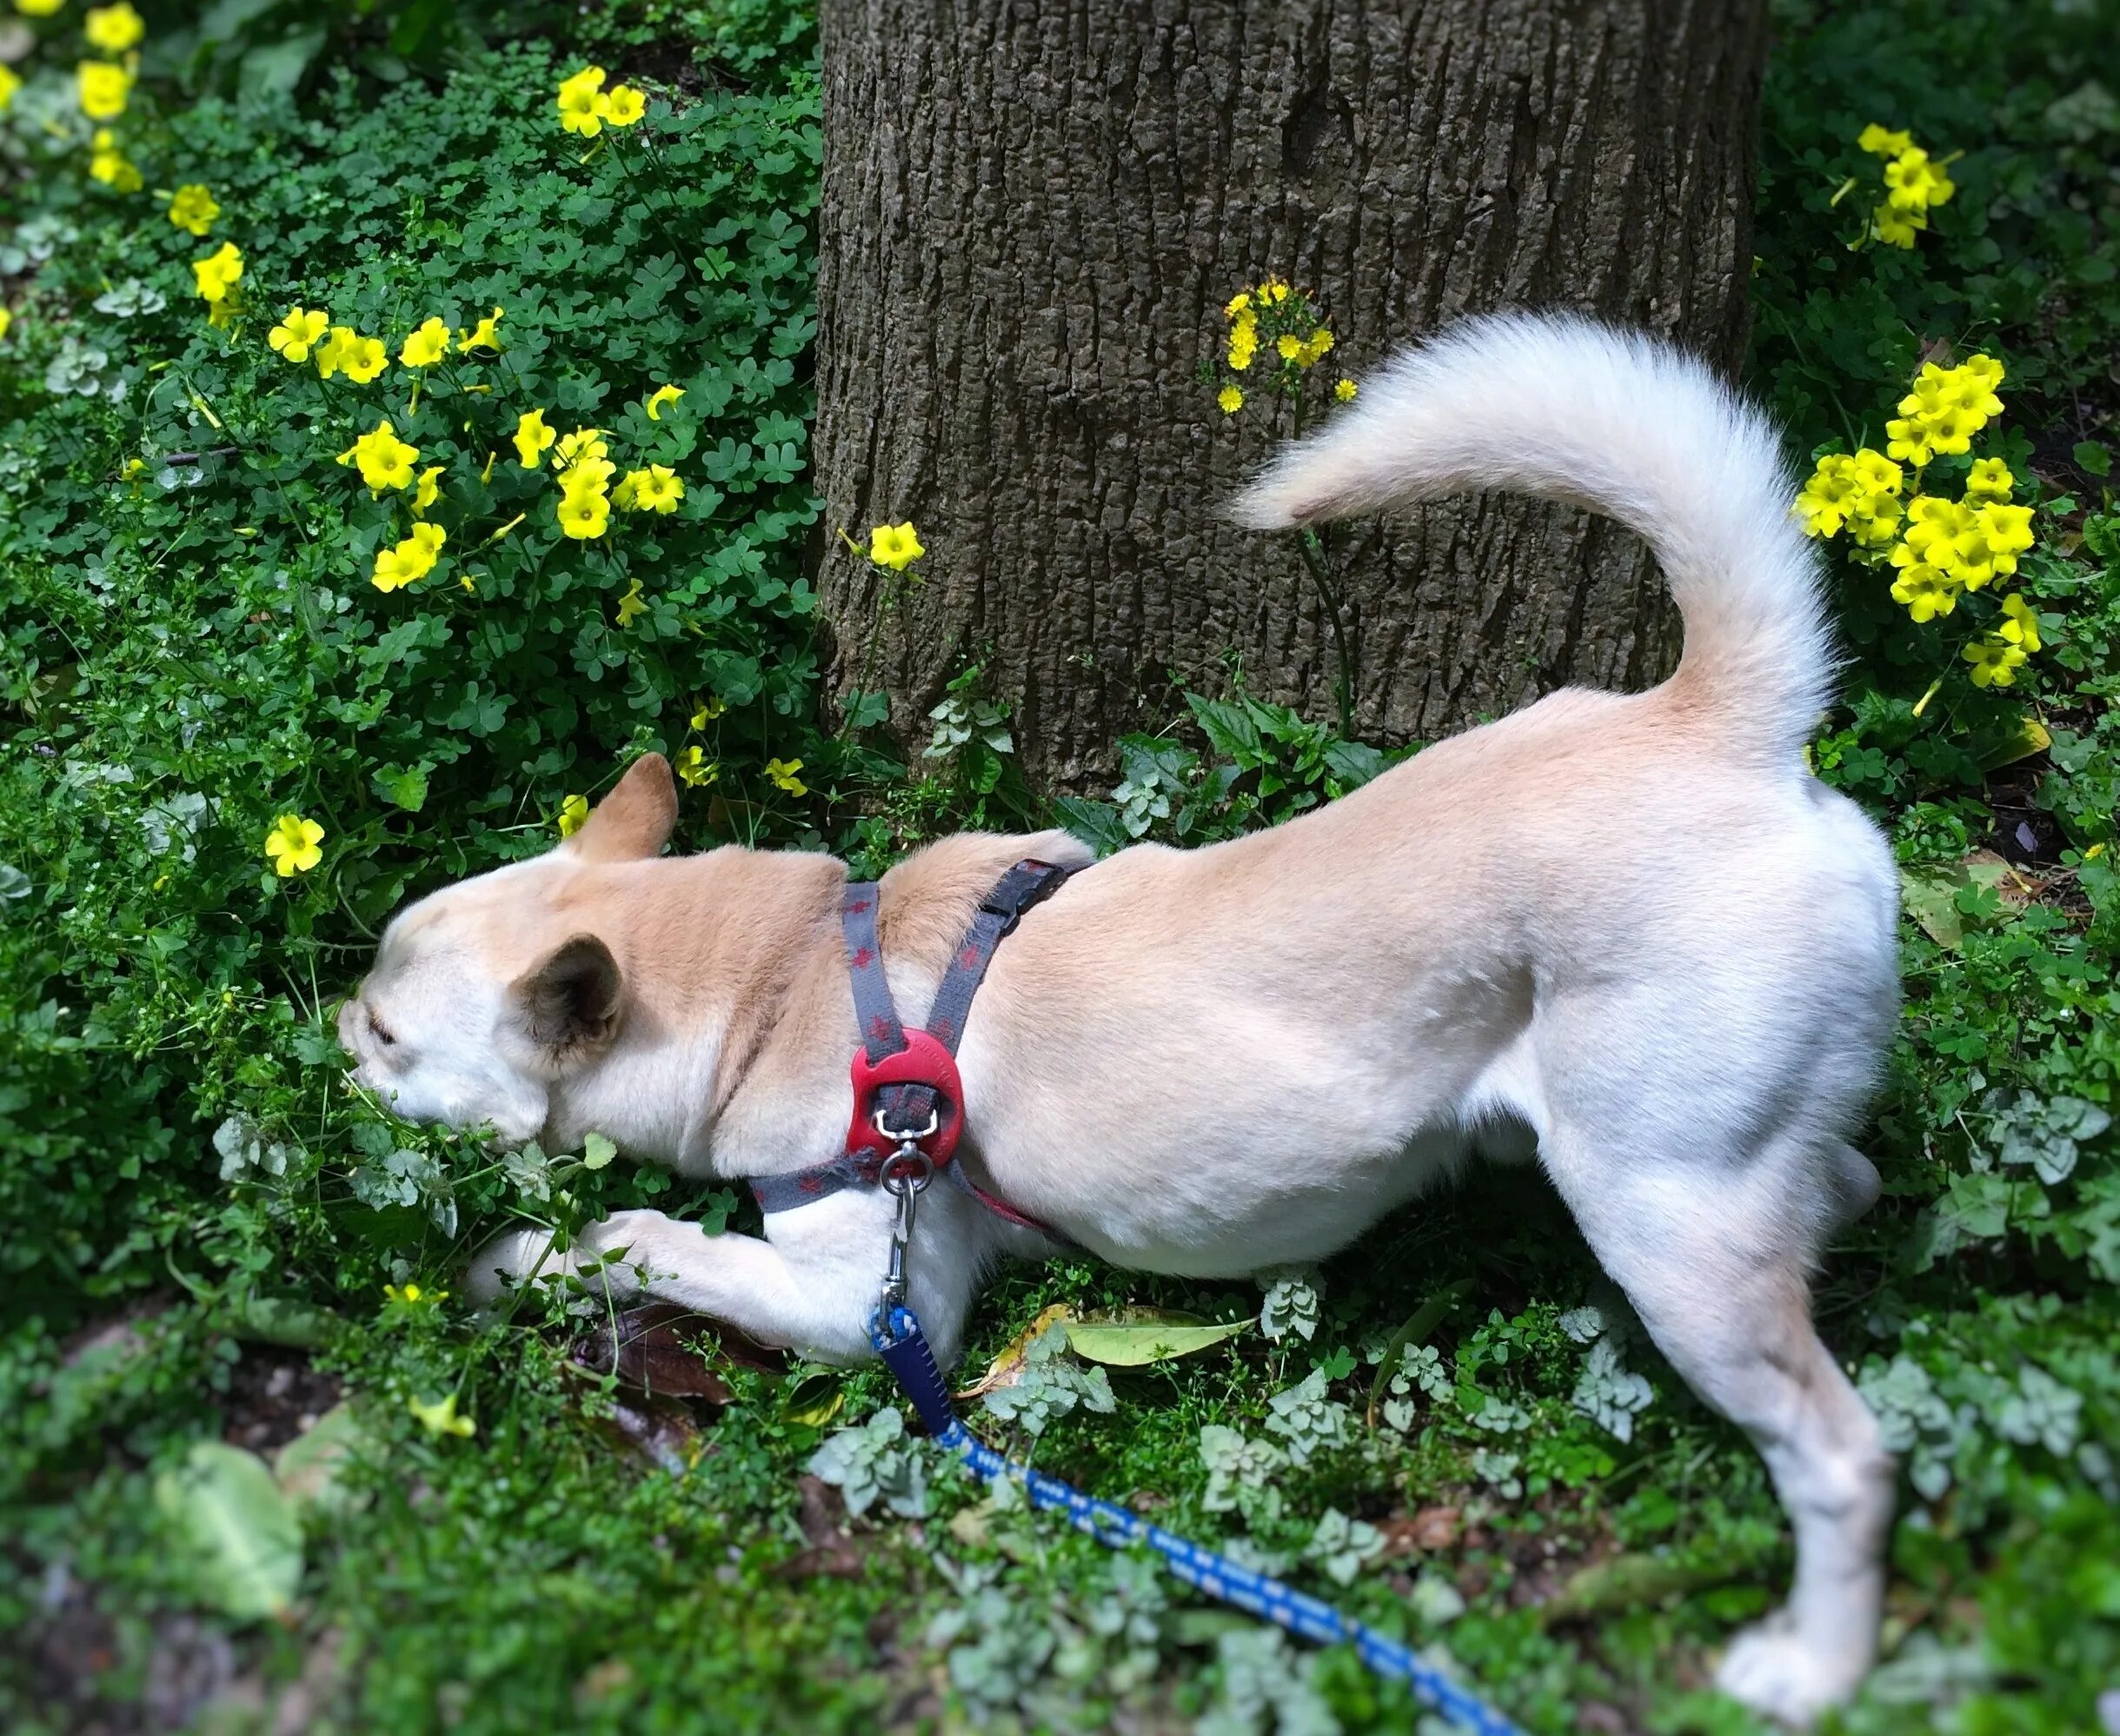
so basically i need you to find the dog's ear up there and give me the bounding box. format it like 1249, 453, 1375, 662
566, 754, 678, 863
513, 934, 623, 1053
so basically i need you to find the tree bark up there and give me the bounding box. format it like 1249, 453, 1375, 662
814, 0, 1768, 788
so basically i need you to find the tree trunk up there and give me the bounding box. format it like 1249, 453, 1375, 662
814, 0, 1768, 789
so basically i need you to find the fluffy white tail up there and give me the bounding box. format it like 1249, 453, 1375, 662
1235, 314, 1833, 755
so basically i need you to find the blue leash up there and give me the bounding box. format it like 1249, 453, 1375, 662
870, 1301, 1526, 1736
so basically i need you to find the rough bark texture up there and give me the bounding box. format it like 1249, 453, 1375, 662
814, 0, 1769, 788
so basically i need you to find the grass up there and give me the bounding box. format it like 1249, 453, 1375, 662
2, 1, 2116, 1733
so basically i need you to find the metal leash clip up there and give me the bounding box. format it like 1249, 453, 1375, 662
878, 1141, 934, 1311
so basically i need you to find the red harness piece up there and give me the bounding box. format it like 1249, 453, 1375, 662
846, 1028, 964, 1168
748, 860, 1073, 1234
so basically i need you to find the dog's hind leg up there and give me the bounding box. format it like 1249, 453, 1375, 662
1538, 1128, 1895, 1726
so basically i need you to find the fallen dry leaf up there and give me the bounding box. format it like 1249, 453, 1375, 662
774, 1475, 868, 1580
954, 1302, 1073, 1399
1378, 1504, 1462, 1558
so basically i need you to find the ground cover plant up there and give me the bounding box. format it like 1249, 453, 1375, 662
2, 1, 2116, 1733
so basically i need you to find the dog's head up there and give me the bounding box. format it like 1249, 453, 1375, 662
336, 754, 678, 1141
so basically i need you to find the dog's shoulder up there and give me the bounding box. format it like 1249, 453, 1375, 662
876, 828, 1093, 961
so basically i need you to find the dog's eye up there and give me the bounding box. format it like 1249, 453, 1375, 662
367, 1009, 399, 1048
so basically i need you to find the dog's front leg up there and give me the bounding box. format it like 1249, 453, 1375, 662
467, 1185, 988, 1368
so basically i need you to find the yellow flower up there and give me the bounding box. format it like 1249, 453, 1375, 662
1964, 457, 2014, 501
1888, 560, 1960, 622
603, 84, 646, 126
89, 136, 142, 192
77, 59, 130, 122
0, 63, 20, 112
513, 409, 556, 469
765, 757, 807, 795
1258, 278, 1290, 305
0, 308, 13, 343
675, 745, 717, 787
371, 525, 444, 593
1975, 502, 2034, 575
1997, 593, 2042, 653
645, 383, 685, 421
868, 522, 924, 570
1857, 123, 1913, 157
562, 457, 617, 500
336, 331, 387, 382
15, 0, 63, 13
619, 464, 684, 513
166, 183, 221, 236
1223, 291, 1252, 320
191, 242, 243, 305
456, 306, 504, 353
337, 419, 420, 492
559, 490, 611, 541
1884, 147, 1955, 216
267, 306, 329, 362
1872, 205, 1923, 249
1218, 386, 1243, 415
371, 542, 422, 592
1296, 329, 1334, 367
1227, 323, 1257, 372
1795, 454, 1861, 537
1334, 378, 1358, 402
84, 2, 144, 50
556, 427, 608, 468
557, 65, 608, 136
1276, 333, 1304, 362
556, 794, 590, 838
1963, 635, 2027, 688
689, 697, 725, 728
1896, 495, 2005, 589
400, 316, 451, 368
614, 576, 645, 625
382, 1281, 444, 1305
408, 1393, 476, 1438
263, 814, 325, 876
413, 465, 443, 513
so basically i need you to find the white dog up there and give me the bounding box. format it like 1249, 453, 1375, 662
340, 315, 1900, 1724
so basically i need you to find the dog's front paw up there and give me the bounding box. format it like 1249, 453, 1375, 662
1717, 1612, 1868, 1728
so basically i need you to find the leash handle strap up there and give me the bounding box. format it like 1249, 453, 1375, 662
868, 1305, 1525, 1736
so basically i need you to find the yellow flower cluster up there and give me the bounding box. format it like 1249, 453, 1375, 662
555, 426, 616, 539
556, 65, 648, 138
1215, 277, 1352, 419
90, 128, 142, 192
1857, 124, 1956, 249
1796, 352, 2041, 687
1885, 356, 2002, 466
373, 523, 448, 593
1794, 448, 1904, 548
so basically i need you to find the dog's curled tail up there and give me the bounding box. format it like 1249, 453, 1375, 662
1234, 313, 1832, 757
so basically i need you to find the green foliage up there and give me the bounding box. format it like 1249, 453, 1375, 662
2, 0, 2117, 1733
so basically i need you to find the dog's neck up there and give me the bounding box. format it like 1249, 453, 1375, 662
537, 848, 846, 1172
